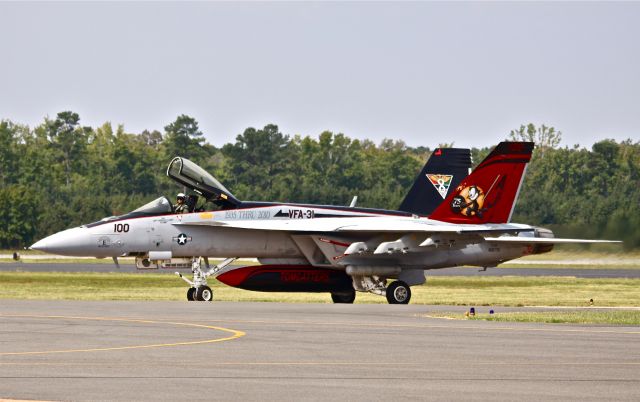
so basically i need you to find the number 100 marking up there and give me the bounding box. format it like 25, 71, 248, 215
114, 223, 129, 233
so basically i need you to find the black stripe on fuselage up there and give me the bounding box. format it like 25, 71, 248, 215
84, 201, 413, 228
240, 201, 412, 217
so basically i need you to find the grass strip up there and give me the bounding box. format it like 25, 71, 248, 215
2, 248, 637, 268
498, 264, 640, 269
425, 311, 640, 325
0, 272, 639, 307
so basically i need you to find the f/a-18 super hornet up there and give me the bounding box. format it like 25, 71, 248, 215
31, 142, 619, 304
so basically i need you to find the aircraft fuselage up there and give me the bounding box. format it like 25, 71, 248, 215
32, 204, 538, 269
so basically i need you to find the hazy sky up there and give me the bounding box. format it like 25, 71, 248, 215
1, 1, 639, 148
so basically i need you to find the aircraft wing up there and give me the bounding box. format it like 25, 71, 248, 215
177, 216, 532, 234
483, 237, 621, 244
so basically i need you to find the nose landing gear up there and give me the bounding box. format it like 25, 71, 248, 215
176, 257, 237, 302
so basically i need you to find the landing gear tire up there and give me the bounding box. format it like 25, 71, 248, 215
195, 285, 213, 302
186, 287, 196, 301
331, 289, 356, 304
386, 281, 411, 304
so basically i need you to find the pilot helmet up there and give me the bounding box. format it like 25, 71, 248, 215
177, 192, 186, 200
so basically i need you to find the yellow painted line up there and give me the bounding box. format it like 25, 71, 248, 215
0, 314, 245, 356
0, 399, 51, 402
41, 314, 632, 336
191, 318, 640, 335
29, 314, 635, 336
0, 361, 638, 367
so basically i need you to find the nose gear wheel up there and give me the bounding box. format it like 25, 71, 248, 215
196, 285, 213, 301
176, 257, 237, 302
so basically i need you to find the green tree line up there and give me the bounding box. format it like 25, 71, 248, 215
0, 113, 638, 249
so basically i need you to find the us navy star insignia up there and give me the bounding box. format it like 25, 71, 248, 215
173, 233, 192, 245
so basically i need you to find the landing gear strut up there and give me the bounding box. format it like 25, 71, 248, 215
176, 257, 236, 302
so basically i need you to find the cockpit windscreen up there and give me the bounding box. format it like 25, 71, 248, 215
132, 196, 173, 214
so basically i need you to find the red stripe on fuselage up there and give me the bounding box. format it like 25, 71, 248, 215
217, 264, 335, 287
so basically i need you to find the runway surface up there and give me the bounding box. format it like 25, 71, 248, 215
1, 300, 639, 401
2, 262, 640, 278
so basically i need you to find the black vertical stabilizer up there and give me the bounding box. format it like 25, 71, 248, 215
398, 148, 472, 216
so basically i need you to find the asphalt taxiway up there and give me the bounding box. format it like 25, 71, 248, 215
1, 300, 639, 401
2, 262, 640, 278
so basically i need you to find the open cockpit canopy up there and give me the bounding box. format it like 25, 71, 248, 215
167, 157, 240, 207
86, 158, 239, 228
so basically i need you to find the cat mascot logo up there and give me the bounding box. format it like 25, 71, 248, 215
450, 185, 486, 218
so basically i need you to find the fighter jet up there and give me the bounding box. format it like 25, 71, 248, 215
31, 142, 619, 304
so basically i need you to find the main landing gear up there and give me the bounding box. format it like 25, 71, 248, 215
385, 280, 411, 304
176, 257, 236, 302
347, 276, 413, 305
331, 288, 356, 304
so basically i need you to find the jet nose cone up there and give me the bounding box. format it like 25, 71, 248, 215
30, 238, 49, 252
30, 227, 91, 256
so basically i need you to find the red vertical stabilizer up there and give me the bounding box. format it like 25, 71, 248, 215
428, 142, 534, 224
